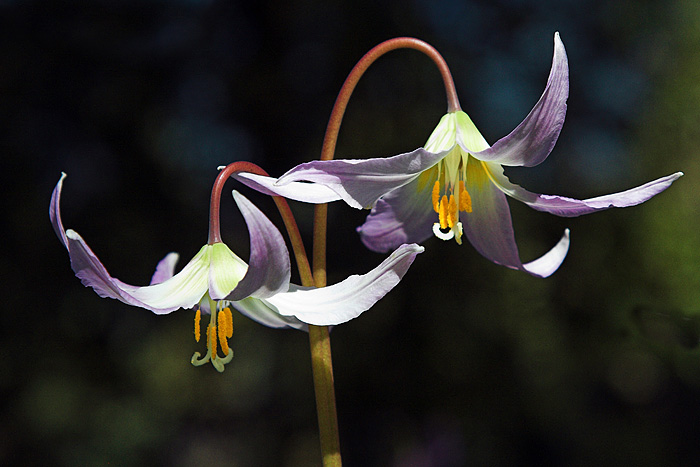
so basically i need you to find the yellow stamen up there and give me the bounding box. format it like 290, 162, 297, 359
459, 181, 472, 212
447, 194, 457, 228
223, 307, 233, 338
432, 180, 440, 213
438, 195, 449, 229
209, 323, 218, 360
217, 310, 230, 356
194, 309, 201, 342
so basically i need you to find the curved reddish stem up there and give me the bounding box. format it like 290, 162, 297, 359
208, 162, 314, 287
210, 162, 338, 464
208, 161, 262, 245
313, 37, 460, 287
308, 38, 460, 466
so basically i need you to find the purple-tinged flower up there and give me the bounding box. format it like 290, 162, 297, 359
51, 173, 423, 371
234, 32, 682, 278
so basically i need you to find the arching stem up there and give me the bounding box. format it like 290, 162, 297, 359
313, 37, 460, 285
209, 162, 314, 287
310, 38, 460, 467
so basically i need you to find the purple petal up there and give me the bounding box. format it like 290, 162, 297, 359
265, 244, 424, 325
462, 158, 569, 277
63, 229, 156, 307
63, 230, 200, 313
51, 174, 159, 309
466, 32, 569, 167
489, 166, 684, 217
150, 253, 180, 285
357, 176, 436, 253
51, 174, 206, 314
50, 172, 69, 248
276, 147, 448, 209
233, 172, 342, 204
223, 190, 291, 301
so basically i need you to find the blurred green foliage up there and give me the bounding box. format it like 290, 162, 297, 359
2, 0, 700, 465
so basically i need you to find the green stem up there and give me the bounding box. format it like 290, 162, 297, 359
308, 324, 341, 466
310, 37, 460, 466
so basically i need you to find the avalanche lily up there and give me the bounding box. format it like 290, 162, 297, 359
235, 32, 682, 277
51, 173, 423, 371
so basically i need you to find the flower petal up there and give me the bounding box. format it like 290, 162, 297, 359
50, 172, 69, 249
207, 242, 249, 300
112, 244, 213, 313
51, 174, 209, 313
276, 148, 449, 209
357, 172, 437, 253
465, 32, 569, 167
488, 166, 684, 217
62, 229, 209, 313
230, 297, 308, 331
522, 229, 571, 278
150, 253, 180, 285
462, 158, 569, 277
233, 172, 342, 204
264, 243, 424, 325
222, 191, 292, 301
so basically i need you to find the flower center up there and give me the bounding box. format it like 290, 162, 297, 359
430, 155, 472, 244
191, 295, 235, 372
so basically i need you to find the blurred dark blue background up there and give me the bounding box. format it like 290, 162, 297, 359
2, 0, 699, 465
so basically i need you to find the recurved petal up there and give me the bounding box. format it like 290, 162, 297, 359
462, 158, 568, 277
275, 148, 449, 209
233, 172, 342, 204
150, 253, 180, 285
465, 32, 569, 167
230, 297, 308, 331
64, 230, 208, 313
264, 243, 424, 325
50, 172, 69, 248
113, 244, 213, 313
489, 166, 684, 217
357, 172, 437, 253
222, 191, 291, 301
53, 174, 211, 313
63, 229, 157, 308
522, 229, 571, 277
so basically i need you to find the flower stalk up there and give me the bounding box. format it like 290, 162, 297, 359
314, 37, 459, 286
310, 38, 459, 466
210, 162, 314, 287
214, 162, 342, 464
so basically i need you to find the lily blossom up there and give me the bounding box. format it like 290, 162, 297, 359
235, 32, 682, 278
51, 173, 423, 371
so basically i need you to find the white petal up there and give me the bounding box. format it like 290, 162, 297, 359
233, 172, 342, 204
522, 229, 570, 277
230, 297, 308, 331
117, 244, 212, 313
265, 244, 424, 325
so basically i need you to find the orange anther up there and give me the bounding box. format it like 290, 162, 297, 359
459, 181, 472, 213
223, 307, 233, 338
432, 180, 440, 213
194, 309, 201, 342
448, 195, 457, 228
217, 314, 229, 356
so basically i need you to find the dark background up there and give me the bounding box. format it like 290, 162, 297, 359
2, 0, 700, 465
